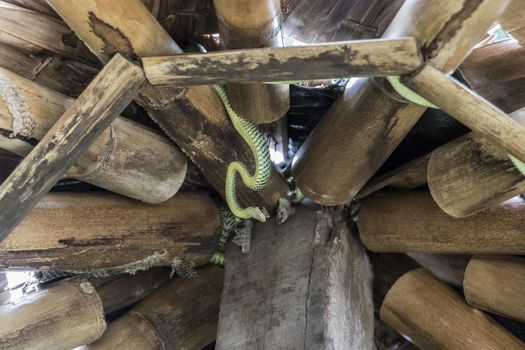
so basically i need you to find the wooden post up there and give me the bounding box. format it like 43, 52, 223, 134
0, 192, 219, 270
48, 0, 290, 215
0, 67, 187, 204
0, 54, 145, 241
87, 265, 223, 350
142, 38, 423, 86
291, 0, 511, 205
380, 268, 525, 349
358, 191, 525, 254
217, 207, 374, 349
464, 256, 525, 323
213, 0, 289, 124
0, 276, 106, 350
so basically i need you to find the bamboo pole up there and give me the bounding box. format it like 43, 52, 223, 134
87, 265, 223, 350
2, 0, 56, 16
0, 192, 219, 270
464, 256, 525, 323
291, 0, 511, 205
48, 0, 290, 215
143, 38, 423, 86
407, 253, 470, 288
0, 54, 145, 241
0, 66, 187, 204
0, 276, 106, 350
213, 0, 289, 124
358, 191, 525, 254
500, 0, 525, 43
380, 268, 525, 349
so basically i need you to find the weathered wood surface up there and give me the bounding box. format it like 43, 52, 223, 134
0, 54, 144, 241
143, 38, 423, 86
381, 268, 525, 350
217, 207, 374, 349
48, 0, 290, 215
0, 192, 219, 270
356, 152, 429, 199
214, 0, 289, 124
87, 265, 223, 350
93, 267, 171, 314
0, 66, 187, 203
359, 191, 525, 254
0, 276, 106, 350
407, 253, 470, 288
500, 0, 525, 43
291, 0, 510, 205
3, 0, 56, 16
464, 256, 525, 323
405, 64, 525, 165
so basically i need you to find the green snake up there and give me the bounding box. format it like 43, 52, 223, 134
212, 85, 271, 222
211, 206, 243, 266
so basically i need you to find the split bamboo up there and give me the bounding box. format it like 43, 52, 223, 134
47, 0, 290, 216
0, 66, 187, 204
291, 0, 511, 205
143, 38, 423, 86
380, 268, 525, 349
0, 192, 219, 270
0, 54, 145, 241
213, 0, 289, 124
0, 276, 106, 350
358, 191, 525, 254
464, 256, 525, 323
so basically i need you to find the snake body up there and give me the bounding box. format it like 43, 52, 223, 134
212, 85, 271, 222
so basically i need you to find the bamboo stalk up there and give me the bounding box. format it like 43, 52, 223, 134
143, 38, 423, 86
2, 0, 56, 16
0, 54, 145, 242
0, 192, 219, 270
381, 268, 525, 349
48, 0, 290, 215
291, 0, 511, 205
358, 191, 525, 254
0, 276, 106, 350
464, 256, 525, 323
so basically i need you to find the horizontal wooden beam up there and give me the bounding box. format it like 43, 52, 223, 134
142, 38, 422, 86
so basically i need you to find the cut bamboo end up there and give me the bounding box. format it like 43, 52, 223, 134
380, 268, 525, 349
464, 256, 525, 323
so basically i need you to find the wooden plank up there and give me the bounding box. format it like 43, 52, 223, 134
87, 265, 223, 350
0, 54, 145, 242
464, 256, 525, 323
405, 64, 525, 165
0, 276, 106, 350
0, 192, 219, 270
381, 268, 525, 349
143, 38, 422, 86
216, 207, 374, 349
358, 191, 525, 254
48, 0, 290, 215
291, 0, 511, 205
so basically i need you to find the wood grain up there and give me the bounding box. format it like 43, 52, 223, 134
0, 276, 106, 350
464, 256, 525, 323
0, 192, 219, 270
359, 191, 525, 254
381, 268, 525, 349
217, 207, 374, 349
0, 54, 145, 241
500, 0, 525, 43
143, 38, 423, 86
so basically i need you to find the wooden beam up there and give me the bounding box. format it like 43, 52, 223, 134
405, 64, 525, 164
358, 191, 525, 254
0, 276, 106, 350
381, 268, 525, 349
464, 256, 525, 323
0, 67, 187, 204
48, 0, 290, 215
217, 207, 374, 349
143, 38, 422, 86
0, 192, 219, 270
291, 0, 511, 205
0, 54, 145, 242
213, 0, 289, 124
86, 265, 223, 350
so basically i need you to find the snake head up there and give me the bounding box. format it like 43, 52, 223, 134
250, 207, 269, 222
